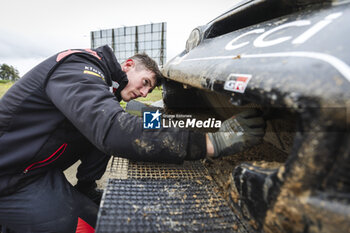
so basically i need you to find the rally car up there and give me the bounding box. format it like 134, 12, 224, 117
161, 0, 350, 232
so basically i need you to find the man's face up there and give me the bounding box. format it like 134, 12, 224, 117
120, 59, 156, 102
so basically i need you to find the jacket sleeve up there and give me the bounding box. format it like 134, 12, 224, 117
45, 56, 206, 163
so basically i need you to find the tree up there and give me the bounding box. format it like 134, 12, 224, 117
0, 63, 20, 81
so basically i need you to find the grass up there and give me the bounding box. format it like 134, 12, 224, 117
0, 80, 14, 98
119, 86, 163, 109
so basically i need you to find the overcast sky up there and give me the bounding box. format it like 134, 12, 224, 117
0, 0, 237, 76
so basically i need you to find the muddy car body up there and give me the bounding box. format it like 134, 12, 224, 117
161, 0, 350, 232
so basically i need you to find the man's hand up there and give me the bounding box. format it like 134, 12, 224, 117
207, 109, 265, 158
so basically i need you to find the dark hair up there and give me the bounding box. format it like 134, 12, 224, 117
127, 53, 163, 87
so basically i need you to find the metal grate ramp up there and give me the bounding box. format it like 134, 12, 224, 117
96, 158, 246, 233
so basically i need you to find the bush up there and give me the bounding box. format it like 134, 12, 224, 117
0, 79, 12, 84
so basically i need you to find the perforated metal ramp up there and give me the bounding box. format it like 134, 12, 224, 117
96, 158, 246, 233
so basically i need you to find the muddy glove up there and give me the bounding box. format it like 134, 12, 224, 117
208, 109, 265, 158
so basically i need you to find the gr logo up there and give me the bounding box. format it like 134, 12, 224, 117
143, 110, 161, 129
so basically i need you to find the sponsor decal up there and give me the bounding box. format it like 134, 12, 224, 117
84, 66, 105, 81
224, 73, 252, 93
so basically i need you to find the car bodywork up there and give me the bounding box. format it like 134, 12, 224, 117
161, 0, 350, 232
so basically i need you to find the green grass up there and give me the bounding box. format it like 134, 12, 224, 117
119, 87, 163, 109
0, 80, 14, 98
0, 80, 13, 84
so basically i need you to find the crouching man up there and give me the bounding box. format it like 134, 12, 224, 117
0, 45, 265, 233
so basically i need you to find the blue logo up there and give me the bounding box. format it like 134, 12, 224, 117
143, 110, 161, 129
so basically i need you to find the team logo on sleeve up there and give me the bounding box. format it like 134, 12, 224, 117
143, 110, 161, 129
83, 66, 105, 81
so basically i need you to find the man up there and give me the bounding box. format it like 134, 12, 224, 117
0, 45, 265, 233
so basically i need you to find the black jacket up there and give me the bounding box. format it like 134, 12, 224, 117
0, 45, 206, 195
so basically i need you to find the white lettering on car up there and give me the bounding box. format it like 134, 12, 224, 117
254, 20, 311, 47
225, 12, 342, 50
292, 12, 342, 44
225, 29, 265, 50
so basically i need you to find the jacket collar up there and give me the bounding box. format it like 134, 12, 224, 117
96, 45, 129, 101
